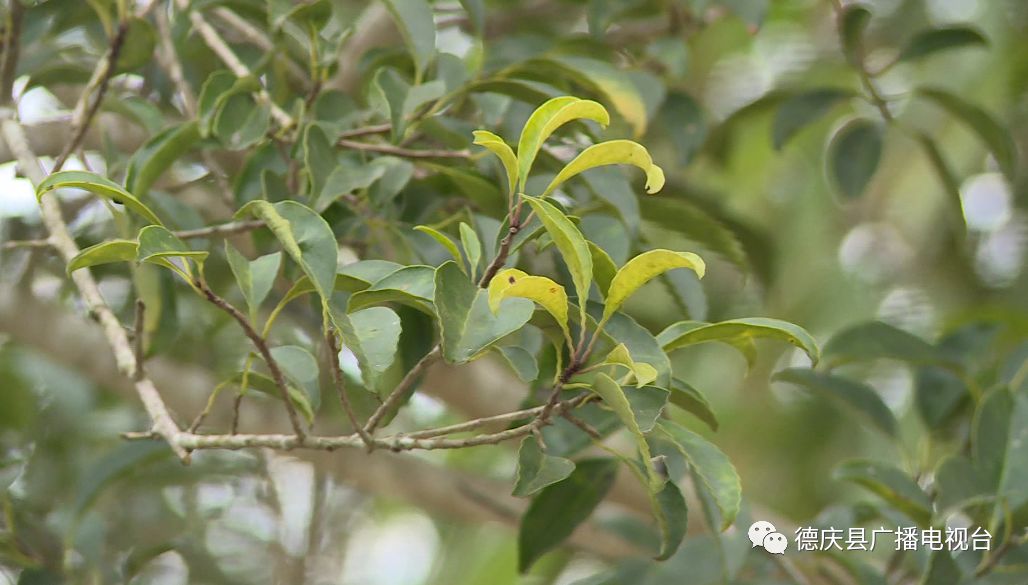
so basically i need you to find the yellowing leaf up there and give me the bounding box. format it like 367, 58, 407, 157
542, 140, 665, 197
472, 130, 518, 197
516, 97, 610, 191
488, 269, 571, 345
592, 373, 663, 492
522, 197, 592, 329
588, 241, 617, 297
603, 249, 705, 323
604, 343, 658, 387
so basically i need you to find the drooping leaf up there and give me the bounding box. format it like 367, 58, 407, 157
66, 239, 138, 274
270, 345, 321, 415
435, 261, 534, 364
36, 170, 163, 225
839, 3, 872, 65
592, 373, 661, 491
413, 225, 463, 266
659, 320, 757, 367
225, 244, 281, 320
136, 225, 209, 266
380, 0, 436, 77
523, 196, 592, 326
898, 27, 987, 63
822, 321, 938, 366
833, 460, 932, 526
472, 130, 519, 197
236, 200, 338, 303
602, 343, 658, 388
518, 458, 618, 572
602, 249, 704, 324
773, 368, 898, 437
658, 317, 820, 365
917, 87, 1016, 180
334, 307, 402, 393
512, 437, 576, 497
588, 241, 618, 297
773, 88, 854, 149
657, 422, 741, 530
668, 378, 718, 432
494, 345, 539, 383
125, 122, 201, 198
542, 57, 651, 137
653, 479, 688, 561
347, 265, 437, 314
516, 96, 610, 191
828, 118, 883, 199
543, 140, 665, 197
488, 268, 571, 344
459, 222, 482, 278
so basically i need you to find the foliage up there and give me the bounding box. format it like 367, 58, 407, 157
0, 0, 1026, 584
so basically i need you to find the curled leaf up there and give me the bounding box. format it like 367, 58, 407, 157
472, 130, 518, 197
522, 197, 592, 328
36, 170, 163, 225
517, 97, 610, 191
488, 268, 571, 345
602, 249, 705, 323
543, 140, 665, 196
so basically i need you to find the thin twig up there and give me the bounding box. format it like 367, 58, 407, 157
337, 138, 470, 159
325, 326, 374, 449
0, 113, 188, 462
195, 278, 307, 439
210, 6, 309, 87
478, 207, 522, 287
338, 123, 392, 139
362, 346, 441, 434
562, 410, 602, 439
0, 0, 24, 106
53, 20, 129, 172
174, 0, 293, 129
132, 299, 146, 380
0, 237, 52, 251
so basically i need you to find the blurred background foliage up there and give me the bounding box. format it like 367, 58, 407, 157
1, 0, 1027, 583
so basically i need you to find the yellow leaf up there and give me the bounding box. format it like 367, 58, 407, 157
604, 343, 658, 387
542, 140, 665, 197
489, 268, 571, 345
472, 130, 518, 198
602, 249, 705, 323
516, 97, 610, 191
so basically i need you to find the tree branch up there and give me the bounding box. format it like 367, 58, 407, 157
362, 346, 442, 434
325, 327, 374, 449
337, 138, 471, 159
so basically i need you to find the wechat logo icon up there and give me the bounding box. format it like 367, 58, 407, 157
749, 521, 788, 555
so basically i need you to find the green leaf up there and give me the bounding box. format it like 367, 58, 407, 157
36, 170, 163, 225
898, 27, 987, 63
653, 479, 688, 561
624, 386, 670, 433
545, 57, 650, 138
472, 130, 518, 197
494, 345, 539, 383
669, 378, 718, 432
380, 0, 436, 77
543, 140, 665, 197
823, 321, 937, 366
197, 71, 238, 135
588, 241, 617, 297
839, 4, 872, 65
458, 222, 482, 278
658, 317, 820, 365
236, 200, 338, 303
67, 239, 137, 274
225, 244, 281, 320
512, 437, 576, 497
602, 343, 658, 388
973, 388, 1028, 521
334, 307, 402, 393
136, 225, 209, 265
413, 225, 463, 266
115, 17, 156, 73
371, 69, 445, 140
435, 262, 534, 364
518, 459, 618, 572
917, 87, 1016, 180
231, 371, 314, 423
773, 88, 854, 149
488, 268, 571, 345
602, 249, 704, 324
516, 96, 610, 191
270, 345, 321, 416
592, 373, 661, 491
522, 196, 592, 327
347, 265, 436, 314
773, 368, 898, 437
278, 260, 403, 308
657, 422, 741, 530
659, 320, 757, 367
828, 118, 883, 199
214, 93, 270, 150
125, 122, 201, 198
589, 303, 672, 388
833, 460, 932, 526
